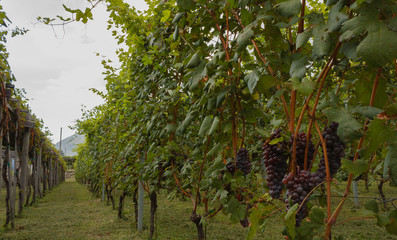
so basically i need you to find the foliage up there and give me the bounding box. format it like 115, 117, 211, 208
66, 0, 397, 239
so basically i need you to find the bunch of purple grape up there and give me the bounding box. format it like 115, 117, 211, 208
236, 148, 251, 175
283, 170, 323, 225
316, 122, 345, 179
262, 129, 288, 199
290, 132, 315, 170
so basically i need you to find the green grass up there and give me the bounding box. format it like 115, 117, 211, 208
0, 178, 395, 239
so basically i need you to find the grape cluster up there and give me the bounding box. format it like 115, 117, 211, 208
316, 122, 345, 179
290, 132, 315, 171
262, 129, 288, 199
236, 148, 251, 175
226, 161, 236, 175
283, 170, 322, 225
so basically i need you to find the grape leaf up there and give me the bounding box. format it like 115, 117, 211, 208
309, 207, 325, 225
340, 16, 369, 41
323, 107, 362, 141
289, 77, 316, 96
341, 159, 367, 176
284, 204, 298, 240
313, 24, 331, 58
237, 25, 254, 52
186, 52, 201, 68
290, 53, 308, 79
199, 116, 213, 137
208, 116, 219, 136
296, 29, 312, 49
383, 145, 397, 185
244, 70, 260, 94
353, 106, 383, 119
356, 22, 397, 66
326, 0, 348, 32
365, 200, 379, 214
275, 0, 301, 18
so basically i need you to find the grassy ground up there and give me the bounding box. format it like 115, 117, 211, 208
0, 177, 395, 239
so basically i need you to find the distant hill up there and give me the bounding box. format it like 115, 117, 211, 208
55, 134, 85, 157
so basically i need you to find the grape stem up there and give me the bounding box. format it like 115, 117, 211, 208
314, 120, 332, 224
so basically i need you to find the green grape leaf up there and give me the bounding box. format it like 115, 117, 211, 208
326, 0, 348, 32
284, 204, 298, 240
177, 110, 197, 134
313, 24, 331, 58
247, 204, 265, 240
385, 218, 397, 235
161, 10, 171, 22
289, 77, 316, 96
208, 116, 219, 136
244, 70, 261, 94
199, 116, 213, 137
323, 107, 362, 141
296, 29, 312, 49
383, 145, 397, 185
275, 0, 301, 18
186, 52, 201, 68
364, 200, 379, 214
340, 16, 370, 42
309, 207, 325, 225
172, 12, 185, 24
290, 53, 308, 79
353, 106, 382, 119
356, 22, 397, 66
341, 159, 368, 176
237, 25, 254, 52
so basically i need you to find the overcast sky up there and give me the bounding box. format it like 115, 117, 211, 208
2, 0, 147, 144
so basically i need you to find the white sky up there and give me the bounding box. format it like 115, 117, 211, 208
2, 0, 147, 144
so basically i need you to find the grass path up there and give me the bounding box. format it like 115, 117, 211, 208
1, 178, 396, 240
1, 178, 133, 240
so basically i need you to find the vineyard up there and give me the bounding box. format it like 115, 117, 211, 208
1, 0, 397, 239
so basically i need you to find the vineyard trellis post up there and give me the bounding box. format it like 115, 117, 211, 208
36, 141, 42, 198
48, 156, 52, 190
42, 158, 47, 194
18, 116, 31, 214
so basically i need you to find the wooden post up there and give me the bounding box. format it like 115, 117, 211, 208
48, 156, 52, 190
54, 161, 57, 186
19, 125, 30, 214
42, 158, 47, 194
3, 129, 12, 227
31, 148, 37, 204
10, 120, 19, 228
36, 142, 42, 197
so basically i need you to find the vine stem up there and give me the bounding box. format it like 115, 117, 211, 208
194, 137, 211, 213
297, 0, 306, 34
261, 205, 286, 219
290, 90, 297, 173
314, 120, 332, 224
334, 216, 375, 226
325, 67, 383, 238
171, 160, 192, 199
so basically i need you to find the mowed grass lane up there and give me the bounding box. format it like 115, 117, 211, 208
1, 178, 133, 240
